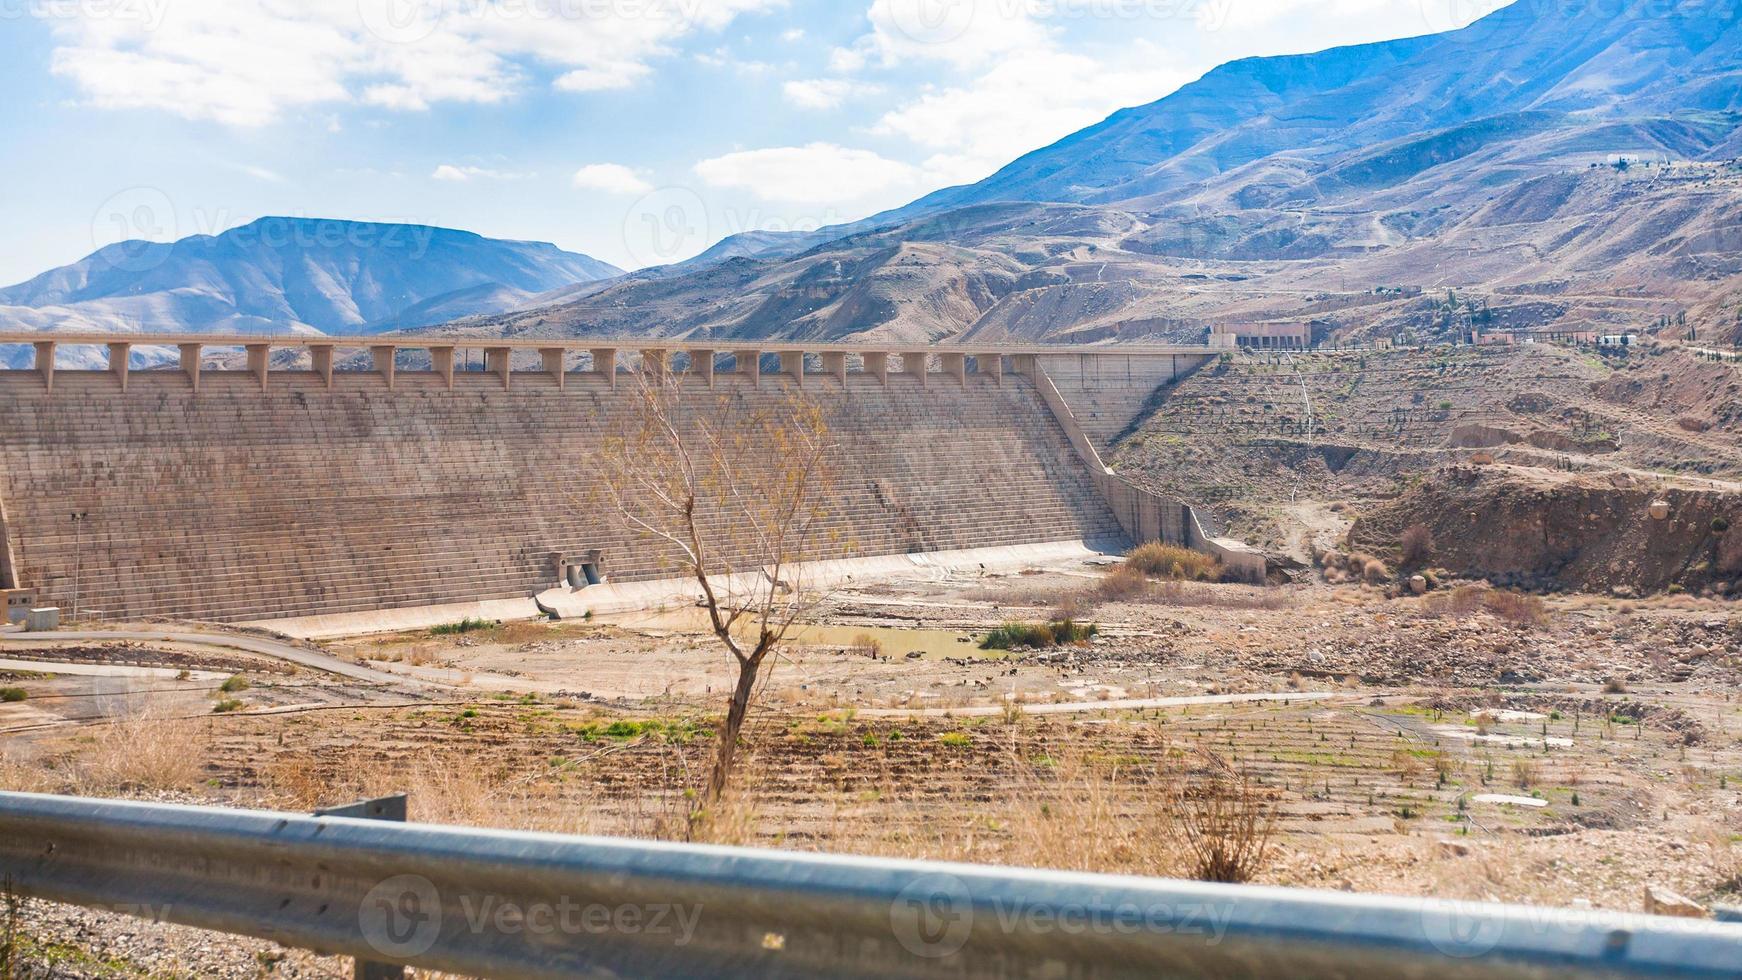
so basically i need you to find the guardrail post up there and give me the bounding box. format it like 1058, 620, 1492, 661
315, 794, 409, 980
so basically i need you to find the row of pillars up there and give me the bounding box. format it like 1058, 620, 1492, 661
25, 341, 1010, 392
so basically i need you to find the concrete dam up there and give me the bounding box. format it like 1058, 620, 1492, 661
0, 334, 1236, 627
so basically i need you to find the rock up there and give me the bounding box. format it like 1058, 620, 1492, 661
1409, 575, 1428, 595
1436, 838, 1471, 857
1649, 499, 1671, 521
1643, 885, 1706, 918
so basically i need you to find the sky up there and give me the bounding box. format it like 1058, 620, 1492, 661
0, 0, 1505, 284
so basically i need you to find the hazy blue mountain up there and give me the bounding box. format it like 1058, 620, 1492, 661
0, 217, 621, 338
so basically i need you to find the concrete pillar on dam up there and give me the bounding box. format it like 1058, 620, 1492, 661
589, 348, 616, 387
732, 350, 761, 387
485, 347, 512, 389
778, 350, 805, 387
247, 344, 272, 390
32, 342, 53, 392
902, 352, 928, 387
309, 345, 335, 389
687, 349, 716, 386
863, 352, 889, 385
107, 343, 130, 390
179, 343, 202, 392
822, 351, 848, 384
940, 352, 966, 385
540, 348, 567, 389
430, 346, 456, 389
370, 345, 396, 390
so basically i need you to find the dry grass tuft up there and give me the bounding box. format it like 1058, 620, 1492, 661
1094, 564, 1153, 602
1161, 749, 1278, 884
1422, 585, 1549, 628
1126, 542, 1222, 582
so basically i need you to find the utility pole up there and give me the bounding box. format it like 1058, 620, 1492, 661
70, 510, 88, 622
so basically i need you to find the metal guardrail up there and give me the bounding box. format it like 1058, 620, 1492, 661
1, 791, 1740, 978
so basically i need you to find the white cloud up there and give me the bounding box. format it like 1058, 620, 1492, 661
842, 0, 1052, 70
36, 0, 784, 126
782, 77, 879, 110
780, 27, 806, 41
572, 163, 654, 195
432, 164, 530, 182
873, 45, 1186, 184
693, 143, 922, 204
234, 163, 286, 183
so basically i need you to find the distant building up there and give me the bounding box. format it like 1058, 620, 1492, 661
1597, 333, 1638, 348
1210, 323, 1311, 350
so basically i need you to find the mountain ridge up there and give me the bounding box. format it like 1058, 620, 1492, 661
0, 216, 622, 343
442, 0, 1742, 349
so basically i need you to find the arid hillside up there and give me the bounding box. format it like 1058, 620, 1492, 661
1109, 343, 1742, 592
435, 0, 1742, 351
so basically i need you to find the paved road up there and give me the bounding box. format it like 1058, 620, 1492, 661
859, 690, 1340, 718
0, 629, 417, 687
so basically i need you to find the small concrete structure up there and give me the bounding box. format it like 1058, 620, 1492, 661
24, 607, 59, 632
2, 589, 33, 625
1211, 323, 1311, 350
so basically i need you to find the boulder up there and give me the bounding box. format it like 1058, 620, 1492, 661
1409, 575, 1428, 595
1643, 885, 1706, 918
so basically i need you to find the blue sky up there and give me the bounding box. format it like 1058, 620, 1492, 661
0, 0, 1503, 284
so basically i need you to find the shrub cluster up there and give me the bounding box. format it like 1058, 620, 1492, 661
430, 617, 499, 636
981, 619, 1099, 650
1421, 584, 1548, 627
1126, 542, 1221, 582
1319, 550, 1390, 585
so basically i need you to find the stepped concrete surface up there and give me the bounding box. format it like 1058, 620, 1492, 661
0, 336, 1215, 625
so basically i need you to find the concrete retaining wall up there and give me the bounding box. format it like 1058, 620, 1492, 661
0, 370, 1128, 623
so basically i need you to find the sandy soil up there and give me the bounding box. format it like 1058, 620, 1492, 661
2, 551, 1739, 978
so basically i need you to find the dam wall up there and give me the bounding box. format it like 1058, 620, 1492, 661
0, 336, 1217, 623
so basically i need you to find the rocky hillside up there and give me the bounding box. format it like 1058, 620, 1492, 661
1349, 464, 1741, 596
445, 0, 1741, 349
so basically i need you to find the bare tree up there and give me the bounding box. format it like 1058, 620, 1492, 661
595, 367, 841, 818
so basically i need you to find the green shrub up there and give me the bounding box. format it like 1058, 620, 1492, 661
219, 674, 249, 693
981, 619, 1098, 650
430, 617, 498, 636
0, 687, 26, 702
1126, 542, 1221, 582
937, 732, 972, 748
211, 698, 244, 714
1713, 517, 1731, 534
